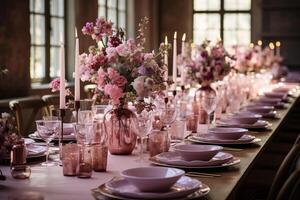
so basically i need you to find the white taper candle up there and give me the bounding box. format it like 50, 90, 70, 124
74, 28, 80, 101
59, 42, 65, 109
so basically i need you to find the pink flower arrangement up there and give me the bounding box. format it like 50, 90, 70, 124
80, 17, 167, 106
183, 40, 232, 84
233, 45, 283, 73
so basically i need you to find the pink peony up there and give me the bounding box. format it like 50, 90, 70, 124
107, 68, 127, 87
104, 84, 123, 104
106, 47, 118, 62
50, 78, 60, 92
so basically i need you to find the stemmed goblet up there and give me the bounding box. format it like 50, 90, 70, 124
35, 120, 61, 166
159, 98, 177, 143
134, 110, 153, 163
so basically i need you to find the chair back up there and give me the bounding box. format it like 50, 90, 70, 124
84, 84, 97, 99
9, 96, 46, 137
42, 94, 59, 116
268, 134, 300, 200
276, 168, 300, 200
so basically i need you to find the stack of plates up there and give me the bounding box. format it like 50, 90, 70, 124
188, 134, 261, 145
92, 176, 210, 200
217, 119, 270, 130
149, 151, 239, 169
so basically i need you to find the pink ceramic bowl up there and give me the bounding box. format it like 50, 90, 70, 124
121, 167, 185, 192
174, 144, 223, 161
209, 127, 248, 140
245, 105, 274, 114
231, 113, 262, 124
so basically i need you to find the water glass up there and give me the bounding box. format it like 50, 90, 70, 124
62, 144, 79, 176
91, 144, 108, 172
186, 114, 199, 133
74, 123, 94, 145
149, 130, 170, 157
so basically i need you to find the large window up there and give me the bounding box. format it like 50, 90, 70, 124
30, 0, 65, 83
193, 0, 251, 47
98, 0, 127, 30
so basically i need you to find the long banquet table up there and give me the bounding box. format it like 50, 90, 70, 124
0, 94, 299, 200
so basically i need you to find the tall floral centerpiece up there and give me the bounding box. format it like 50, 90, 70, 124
79, 17, 167, 154
186, 40, 232, 125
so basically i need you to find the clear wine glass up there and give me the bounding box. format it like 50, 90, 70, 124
134, 110, 153, 163
36, 120, 61, 167
159, 100, 177, 142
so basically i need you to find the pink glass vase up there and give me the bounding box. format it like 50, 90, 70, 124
104, 105, 137, 155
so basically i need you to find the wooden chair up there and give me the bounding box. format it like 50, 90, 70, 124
276, 168, 300, 200
84, 84, 97, 99
42, 94, 74, 123
267, 134, 300, 200
9, 96, 46, 137
42, 94, 59, 116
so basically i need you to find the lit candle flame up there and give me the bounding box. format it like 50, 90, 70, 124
174, 31, 177, 39
249, 43, 254, 48
269, 42, 275, 49
165, 36, 168, 45
75, 27, 78, 38
275, 41, 281, 47
182, 33, 186, 42
257, 40, 262, 46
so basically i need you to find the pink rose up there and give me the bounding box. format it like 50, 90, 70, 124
116, 44, 130, 57
104, 84, 123, 104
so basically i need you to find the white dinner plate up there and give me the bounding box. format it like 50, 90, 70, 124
188, 134, 261, 145
154, 151, 233, 167
104, 176, 208, 200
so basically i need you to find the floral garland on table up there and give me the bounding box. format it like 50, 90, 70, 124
184, 40, 233, 85
79, 17, 168, 112
0, 113, 20, 157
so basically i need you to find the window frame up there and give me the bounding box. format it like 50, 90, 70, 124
192, 0, 252, 45
97, 0, 128, 31
30, 0, 67, 84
